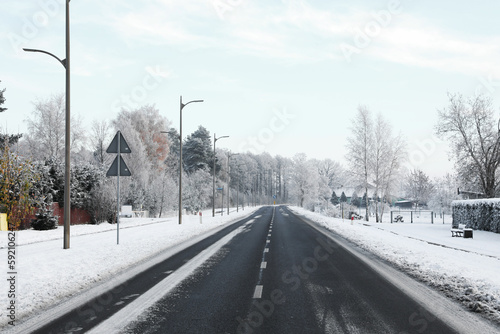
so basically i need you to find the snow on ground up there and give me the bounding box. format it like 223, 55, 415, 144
2, 205, 500, 330
0, 207, 259, 329
290, 206, 500, 325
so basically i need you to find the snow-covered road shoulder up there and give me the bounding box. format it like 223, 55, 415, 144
289, 206, 500, 326
0, 207, 259, 331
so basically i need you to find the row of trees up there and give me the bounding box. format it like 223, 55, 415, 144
2, 93, 349, 228
1, 86, 497, 229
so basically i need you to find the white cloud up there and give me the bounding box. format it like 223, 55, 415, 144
366, 15, 500, 76
25, 1, 500, 78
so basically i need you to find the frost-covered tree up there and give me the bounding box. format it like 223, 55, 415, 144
290, 153, 319, 208
346, 105, 373, 221
183, 126, 213, 174
31, 193, 58, 230
113, 105, 170, 171
0, 134, 22, 151
427, 173, 460, 214
404, 169, 434, 206
87, 178, 115, 224
112, 106, 171, 212
372, 113, 406, 222
164, 127, 180, 173
314, 158, 345, 189
156, 170, 177, 217
436, 93, 500, 197
71, 163, 103, 210
340, 191, 348, 203
275, 155, 292, 203
183, 168, 212, 212
24, 93, 85, 162
90, 119, 113, 166
346, 106, 405, 222
330, 191, 339, 205
254, 153, 277, 203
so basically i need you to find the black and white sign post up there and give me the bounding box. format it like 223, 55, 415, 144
106, 131, 131, 245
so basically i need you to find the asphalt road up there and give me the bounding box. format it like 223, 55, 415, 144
29, 208, 263, 334
123, 206, 459, 334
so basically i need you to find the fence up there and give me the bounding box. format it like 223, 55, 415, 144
390, 210, 435, 224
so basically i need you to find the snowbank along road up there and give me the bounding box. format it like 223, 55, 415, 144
12, 206, 500, 333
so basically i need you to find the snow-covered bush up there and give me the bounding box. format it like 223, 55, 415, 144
31, 196, 58, 230
87, 180, 116, 224
452, 199, 500, 233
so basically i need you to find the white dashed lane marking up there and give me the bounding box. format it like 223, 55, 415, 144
253, 285, 263, 299
253, 207, 275, 299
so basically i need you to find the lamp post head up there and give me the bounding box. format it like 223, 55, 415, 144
181, 97, 204, 109
215, 135, 229, 142
23, 48, 66, 69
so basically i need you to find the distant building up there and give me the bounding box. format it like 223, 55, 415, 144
393, 200, 414, 209
457, 188, 486, 200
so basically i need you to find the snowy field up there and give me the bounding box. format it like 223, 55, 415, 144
1, 205, 499, 331
0, 207, 260, 330
290, 207, 500, 325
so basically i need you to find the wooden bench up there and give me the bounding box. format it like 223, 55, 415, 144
393, 215, 404, 223
451, 225, 473, 238
451, 228, 464, 237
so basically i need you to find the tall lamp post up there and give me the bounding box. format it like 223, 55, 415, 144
235, 164, 245, 212
178, 96, 203, 225
213, 134, 229, 217
227, 152, 239, 215
23, 0, 71, 249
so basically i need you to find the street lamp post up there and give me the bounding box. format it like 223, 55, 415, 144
179, 96, 203, 225
23, 0, 71, 249
213, 134, 229, 217
227, 152, 239, 215
235, 164, 245, 212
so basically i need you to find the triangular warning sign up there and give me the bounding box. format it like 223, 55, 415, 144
106, 131, 131, 154
106, 156, 132, 176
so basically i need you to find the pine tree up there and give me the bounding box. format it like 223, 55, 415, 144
183, 126, 213, 173
351, 192, 360, 207
0, 80, 7, 113
0, 134, 22, 151
340, 191, 348, 203
330, 191, 339, 205
31, 194, 58, 230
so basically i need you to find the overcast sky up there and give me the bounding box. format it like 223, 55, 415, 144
2, 0, 500, 178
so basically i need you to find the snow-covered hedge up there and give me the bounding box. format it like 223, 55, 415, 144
452, 199, 500, 233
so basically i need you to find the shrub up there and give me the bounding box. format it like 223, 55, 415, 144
31, 204, 58, 230
452, 199, 500, 233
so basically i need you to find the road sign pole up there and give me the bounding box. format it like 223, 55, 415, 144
106, 130, 131, 245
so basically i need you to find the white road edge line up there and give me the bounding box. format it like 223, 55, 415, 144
87, 222, 250, 334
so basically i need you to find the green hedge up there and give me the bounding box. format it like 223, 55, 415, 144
452, 199, 500, 233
